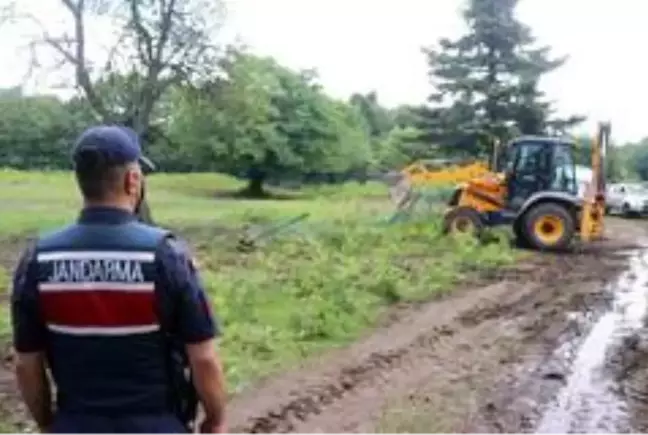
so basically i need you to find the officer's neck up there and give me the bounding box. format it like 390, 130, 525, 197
83, 198, 134, 214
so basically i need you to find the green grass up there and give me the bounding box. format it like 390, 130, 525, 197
204, 222, 513, 390
0, 169, 393, 234
0, 169, 516, 395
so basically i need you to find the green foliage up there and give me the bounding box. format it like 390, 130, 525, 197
349, 91, 395, 138
0, 169, 389, 235
375, 126, 431, 170
613, 138, 648, 181
574, 135, 641, 182
348, 93, 429, 171
0, 170, 515, 392
0, 267, 8, 293
5, 0, 640, 193
195, 214, 514, 389
0, 91, 80, 169
165, 51, 373, 190
416, 0, 584, 158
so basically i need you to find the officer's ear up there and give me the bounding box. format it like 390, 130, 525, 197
123, 162, 142, 197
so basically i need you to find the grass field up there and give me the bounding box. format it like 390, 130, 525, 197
0, 169, 516, 393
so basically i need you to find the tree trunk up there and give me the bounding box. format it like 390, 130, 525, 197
245, 175, 266, 198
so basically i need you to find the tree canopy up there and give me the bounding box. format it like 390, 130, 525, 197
5, 0, 647, 191
415, 0, 585, 158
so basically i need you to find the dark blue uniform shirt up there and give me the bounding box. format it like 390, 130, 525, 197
11, 207, 220, 430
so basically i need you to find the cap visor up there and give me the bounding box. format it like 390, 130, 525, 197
139, 155, 156, 173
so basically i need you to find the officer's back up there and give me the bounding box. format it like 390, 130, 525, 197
11, 126, 227, 433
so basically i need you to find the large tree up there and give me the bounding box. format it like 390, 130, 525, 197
23, 0, 225, 133
166, 50, 372, 196
416, 0, 584, 158
18, 0, 225, 222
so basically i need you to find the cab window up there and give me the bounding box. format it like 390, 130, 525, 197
550, 144, 577, 194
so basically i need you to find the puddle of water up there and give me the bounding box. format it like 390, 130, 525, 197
536, 250, 648, 434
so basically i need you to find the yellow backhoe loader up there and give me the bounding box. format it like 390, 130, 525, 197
441, 122, 610, 251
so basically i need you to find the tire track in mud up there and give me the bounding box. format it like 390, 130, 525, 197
465, 224, 648, 433
230, 243, 632, 433
241, 325, 455, 433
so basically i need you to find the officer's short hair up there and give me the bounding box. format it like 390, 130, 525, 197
74, 150, 127, 200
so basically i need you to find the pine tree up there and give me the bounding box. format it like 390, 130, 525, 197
416, 0, 584, 158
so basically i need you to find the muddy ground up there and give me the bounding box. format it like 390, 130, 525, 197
2, 219, 648, 433
226, 219, 648, 433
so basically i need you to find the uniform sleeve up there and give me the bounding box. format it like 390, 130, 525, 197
11, 246, 46, 353
156, 237, 220, 344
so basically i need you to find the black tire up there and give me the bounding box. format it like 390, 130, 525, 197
513, 221, 532, 249
519, 202, 575, 251
442, 206, 484, 237
623, 203, 632, 218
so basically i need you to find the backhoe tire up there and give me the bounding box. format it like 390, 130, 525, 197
520, 202, 575, 252
513, 221, 532, 249
443, 206, 484, 237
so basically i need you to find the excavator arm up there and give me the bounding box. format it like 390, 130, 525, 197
580, 121, 611, 241
400, 159, 493, 187
594, 122, 611, 198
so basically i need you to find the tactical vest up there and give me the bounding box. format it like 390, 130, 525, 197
35, 220, 173, 415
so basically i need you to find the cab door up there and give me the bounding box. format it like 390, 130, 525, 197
506, 141, 551, 210
549, 143, 578, 195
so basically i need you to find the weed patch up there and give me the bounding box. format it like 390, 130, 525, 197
0, 170, 517, 395
190, 218, 514, 390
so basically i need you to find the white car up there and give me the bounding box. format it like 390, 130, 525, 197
606, 183, 648, 216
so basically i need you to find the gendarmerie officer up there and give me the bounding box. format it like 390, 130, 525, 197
11, 125, 227, 433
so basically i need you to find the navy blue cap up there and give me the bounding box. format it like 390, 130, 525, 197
72, 125, 155, 172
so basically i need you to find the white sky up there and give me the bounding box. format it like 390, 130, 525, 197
1, 0, 647, 142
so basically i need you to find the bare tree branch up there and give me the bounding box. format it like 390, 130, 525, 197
18, 0, 225, 138
128, 0, 154, 67
0, 2, 15, 26
59, 0, 112, 120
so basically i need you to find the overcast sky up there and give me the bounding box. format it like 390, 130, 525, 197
1, 0, 646, 142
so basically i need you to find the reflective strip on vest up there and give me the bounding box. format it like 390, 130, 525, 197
37, 250, 158, 337
37, 251, 155, 262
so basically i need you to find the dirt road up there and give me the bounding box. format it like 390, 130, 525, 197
227, 218, 648, 433
3, 219, 648, 432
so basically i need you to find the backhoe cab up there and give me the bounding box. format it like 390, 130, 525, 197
443, 123, 610, 251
